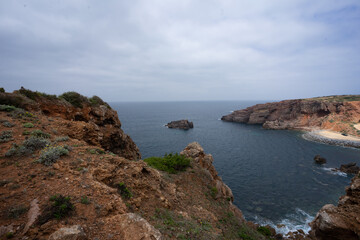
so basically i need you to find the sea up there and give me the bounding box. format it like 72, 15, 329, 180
110, 101, 360, 234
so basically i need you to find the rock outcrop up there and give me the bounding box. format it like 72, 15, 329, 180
309, 173, 360, 240
0, 88, 140, 160
314, 155, 327, 164
339, 162, 360, 174
221, 98, 360, 137
166, 119, 194, 130
48, 225, 86, 240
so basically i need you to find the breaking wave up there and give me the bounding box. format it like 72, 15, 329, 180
322, 167, 347, 177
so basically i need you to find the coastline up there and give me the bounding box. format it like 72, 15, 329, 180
303, 130, 360, 148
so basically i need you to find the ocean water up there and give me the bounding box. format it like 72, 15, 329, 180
111, 101, 360, 234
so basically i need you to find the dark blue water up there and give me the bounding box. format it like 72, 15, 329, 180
111, 101, 360, 233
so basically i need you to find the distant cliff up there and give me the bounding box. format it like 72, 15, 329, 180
221, 96, 360, 137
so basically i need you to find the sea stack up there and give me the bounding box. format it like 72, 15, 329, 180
166, 120, 194, 130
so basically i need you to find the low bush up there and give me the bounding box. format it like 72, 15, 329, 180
144, 153, 191, 174
0, 131, 13, 143
80, 195, 90, 205
37, 195, 74, 225
89, 95, 111, 109
87, 148, 105, 155
116, 182, 132, 199
0, 105, 16, 112
38, 146, 69, 166
7, 205, 28, 219
18, 87, 57, 100
59, 92, 89, 108
257, 226, 271, 236
31, 129, 51, 138
23, 122, 34, 128
2, 121, 15, 127
55, 136, 69, 142
6, 137, 50, 157
0, 87, 4, 93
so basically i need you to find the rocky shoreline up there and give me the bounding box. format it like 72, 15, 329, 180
302, 131, 360, 148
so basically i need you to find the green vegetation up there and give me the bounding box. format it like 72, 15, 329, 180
89, 95, 111, 108
116, 182, 132, 199
152, 208, 213, 240
37, 195, 74, 225
23, 122, 34, 128
257, 226, 271, 237
80, 195, 90, 205
87, 148, 106, 155
18, 87, 57, 100
2, 121, 15, 127
59, 91, 89, 108
55, 136, 69, 142
210, 186, 218, 199
304, 95, 360, 102
7, 205, 28, 219
0, 87, 4, 93
144, 153, 191, 174
0, 105, 16, 112
0, 130, 13, 143
31, 129, 51, 138
37, 145, 69, 166
5, 232, 14, 239
5, 137, 50, 157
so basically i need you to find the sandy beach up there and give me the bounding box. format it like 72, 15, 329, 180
303, 130, 360, 148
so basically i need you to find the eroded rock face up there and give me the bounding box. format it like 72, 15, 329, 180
166, 120, 194, 130
0, 90, 140, 160
104, 213, 162, 240
181, 142, 235, 203
221, 99, 360, 136
309, 173, 360, 240
48, 225, 86, 240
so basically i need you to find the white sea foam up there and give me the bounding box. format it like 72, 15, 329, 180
254, 208, 313, 235
322, 167, 347, 177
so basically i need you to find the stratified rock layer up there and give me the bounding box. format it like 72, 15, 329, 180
221, 99, 360, 137
309, 173, 360, 240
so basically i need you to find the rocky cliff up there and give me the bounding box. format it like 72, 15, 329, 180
309, 173, 360, 240
0, 88, 272, 239
221, 97, 360, 137
0, 88, 140, 160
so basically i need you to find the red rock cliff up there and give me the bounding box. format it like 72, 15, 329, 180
221, 97, 360, 136
0, 88, 141, 160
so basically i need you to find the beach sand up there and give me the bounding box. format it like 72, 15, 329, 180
315, 130, 360, 142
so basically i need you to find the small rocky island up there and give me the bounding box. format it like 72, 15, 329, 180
166, 119, 194, 130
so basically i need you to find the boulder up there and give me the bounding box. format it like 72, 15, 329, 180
48, 225, 86, 240
314, 155, 327, 164
166, 120, 193, 130
340, 162, 360, 174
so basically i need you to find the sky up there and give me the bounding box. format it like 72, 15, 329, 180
0, 0, 359, 102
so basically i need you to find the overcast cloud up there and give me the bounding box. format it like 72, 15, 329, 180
0, 0, 359, 101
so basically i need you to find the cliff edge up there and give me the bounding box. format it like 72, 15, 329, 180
221, 96, 360, 138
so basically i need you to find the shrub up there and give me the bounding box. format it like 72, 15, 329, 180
7, 205, 28, 219
80, 195, 90, 205
144, 153, 191, 174
59, 92, 89, 108
38, 146, 69, 166
23, 122, 34, 128
22, 130, 30, 135
2, 121, 15, 127
116, 182, 132, 199
37, 195, 74, 225
31, 129, 51, 138
87, 148, 105, 154
210, 186, 218, 199
0, 105, 16, 112
89, 95, 111, 109
0, 87, 4, 93
23, 137, 50, 151
18, 87, 57, 100
55, 136, 69, 142
5, 144, 32, 157
0, 130, 13, 143
257, 226, 271, 236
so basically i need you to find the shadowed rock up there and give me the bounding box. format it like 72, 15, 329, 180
166, 120, 193, 130
340, 162, 360, 174
314, 155, 327, 164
